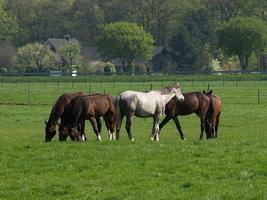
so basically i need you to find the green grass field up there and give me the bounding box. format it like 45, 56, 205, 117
0, 77, 266, 199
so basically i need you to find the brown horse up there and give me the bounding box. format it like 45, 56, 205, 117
203, 90, 222, 138
44, 92, 86, 142
65, 94, 116, 141
159, 92, 211, 140
57, 95, 87, 141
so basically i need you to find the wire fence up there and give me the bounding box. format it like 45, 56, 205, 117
0, 79, 266, 106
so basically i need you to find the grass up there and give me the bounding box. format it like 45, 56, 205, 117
0, 78, 266, 199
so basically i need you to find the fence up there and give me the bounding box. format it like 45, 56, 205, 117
0, 78, 266, 106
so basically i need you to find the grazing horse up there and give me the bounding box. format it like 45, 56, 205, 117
159, 92, 211, 140
203, 90, 222, 138
58, 95, 87, 141
66, 94, 116, 141
44, 92, 86, 142
115, 84, 184, 141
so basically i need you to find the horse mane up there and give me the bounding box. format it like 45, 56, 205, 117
156, 83, 180, 95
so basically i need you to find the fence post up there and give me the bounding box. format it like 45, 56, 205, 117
85, 79, 87, 88
89, 84, 91, 94
57, 80, 60, 88
72, 79, 74, 88
207, 84, 210, 92
16, 79, 18, 88
44, 80, 47, 89
150, 83, 153, 90
28, 80, 31, 105
192, 79, 194, 87
1, 79, 3, 88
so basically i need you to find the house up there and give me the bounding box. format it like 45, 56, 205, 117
44, 38, 69, 52
44, 38, 166, 72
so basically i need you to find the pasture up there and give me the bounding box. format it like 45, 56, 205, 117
0, 76, 267, 199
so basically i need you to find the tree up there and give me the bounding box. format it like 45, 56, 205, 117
168, 8, 216, 71
57, 39, 82, 71
217, 17, 267, 71
96, 22, 154, 71
0, 0, 17, 42
15, 43, 56, 72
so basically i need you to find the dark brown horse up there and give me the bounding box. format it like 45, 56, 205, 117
57, 95, 87, 141
159, 92, 211, 140
65, 94, 116, 141
203, 90, 222, 138
44, 92, 86, 142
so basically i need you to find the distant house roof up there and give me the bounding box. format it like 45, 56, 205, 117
44, 38, 69, 52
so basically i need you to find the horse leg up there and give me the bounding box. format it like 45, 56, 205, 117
96, 117, 102, 134
159, 115, 171, 132
116, 113, 124, 140
151, 116, 160, 141
199, 117, 206, 140
215, 112, 221, 138
89, 117, 101, 141
173, 117, 185, 140
125, 114, 134, 142
80, 119, 86, 141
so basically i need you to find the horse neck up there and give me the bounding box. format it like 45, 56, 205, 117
47, 106, 58, 126
71, 102, 84, 127
160, 93, 176, 105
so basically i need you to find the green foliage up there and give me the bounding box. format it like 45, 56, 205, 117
96, 22, 154, 71
168, 8, 216, 71
57, 39, 82, 71
0, 0, 17, 42
15, 43, 58, 72
217, 17, 267, 71
103, 62, 116, 74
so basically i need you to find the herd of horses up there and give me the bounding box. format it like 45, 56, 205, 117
45, 83, 222, 142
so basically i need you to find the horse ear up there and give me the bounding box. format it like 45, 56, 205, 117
203, 90, 206, 94
209, 90, 213, 95
174, 83, 180, 88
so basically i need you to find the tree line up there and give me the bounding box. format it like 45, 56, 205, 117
0, 0, 267, 74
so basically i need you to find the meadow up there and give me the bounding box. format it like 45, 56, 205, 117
0, 75, 266, 199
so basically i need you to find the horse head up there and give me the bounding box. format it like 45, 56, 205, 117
172, 87, 184, 101
45, 121, 57, 142
70, 126, 81, 142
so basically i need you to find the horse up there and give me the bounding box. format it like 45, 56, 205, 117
44, 92, 86, 142
203, 90, 222, 138
65, 94, 116, 141
115, 83, 184, 141
58, 95, 88, 141
159, 91, 211, 140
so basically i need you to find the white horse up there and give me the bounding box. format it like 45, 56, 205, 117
115, 84, 184, 141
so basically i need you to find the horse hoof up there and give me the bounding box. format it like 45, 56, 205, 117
150, 137, 154, 141
97, 136, 102, 141
131, 138, 135, 142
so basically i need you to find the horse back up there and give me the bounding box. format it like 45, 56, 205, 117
84, 94, 116, 117
166, 92, 209, 116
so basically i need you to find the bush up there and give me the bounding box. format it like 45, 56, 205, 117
104, 62, 116, 74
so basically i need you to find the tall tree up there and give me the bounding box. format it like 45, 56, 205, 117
96, 22, 154, 71
70, 0, 104, 45
217, 17, 267, 71
0, 0, 17, 43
